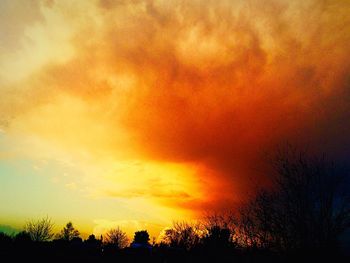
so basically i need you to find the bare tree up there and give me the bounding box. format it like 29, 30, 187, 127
162, 221, 203, 250
24, 217, 54, 242
237, 190, 282, 249
104, 227, 129, 249
237, 204, 260, 248
238, 145, 350, 250
56, 222, 80, 241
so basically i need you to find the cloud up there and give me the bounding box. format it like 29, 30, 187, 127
1, 0, 350, 216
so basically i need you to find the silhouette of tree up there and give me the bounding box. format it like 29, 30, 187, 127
238, 145, 350, 250
84, 234, 102, 257
237, 190, 275, 249
133, 230, 150, 245
104, 227, 129, 249
24, 217, 54, 242
71, 236, 83, 244
0, 232, 11, 240
162, 221, 202, 250
13, 231, 31, 244
86, 234, 97, 243
203, 213, 237, 248
56, 222, 80, 241
0, 232, 12, 246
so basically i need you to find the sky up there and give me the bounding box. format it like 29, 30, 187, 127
0, 0, 349, 239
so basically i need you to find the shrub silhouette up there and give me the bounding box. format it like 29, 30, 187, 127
132, 230, 150, 245
13, 231, 32, 244
86, 234, 98, 244
24, 216, 54, 242
0, 232, 12, 247
203, 214, 237, 249
162, 221, 202, 250
104, 227, 129, 249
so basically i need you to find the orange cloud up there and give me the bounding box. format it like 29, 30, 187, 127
1, 0, 350, 217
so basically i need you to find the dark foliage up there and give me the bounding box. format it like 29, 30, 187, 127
133, 230, 150, 245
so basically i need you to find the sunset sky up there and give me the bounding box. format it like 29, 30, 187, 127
1, 0, 349, 239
